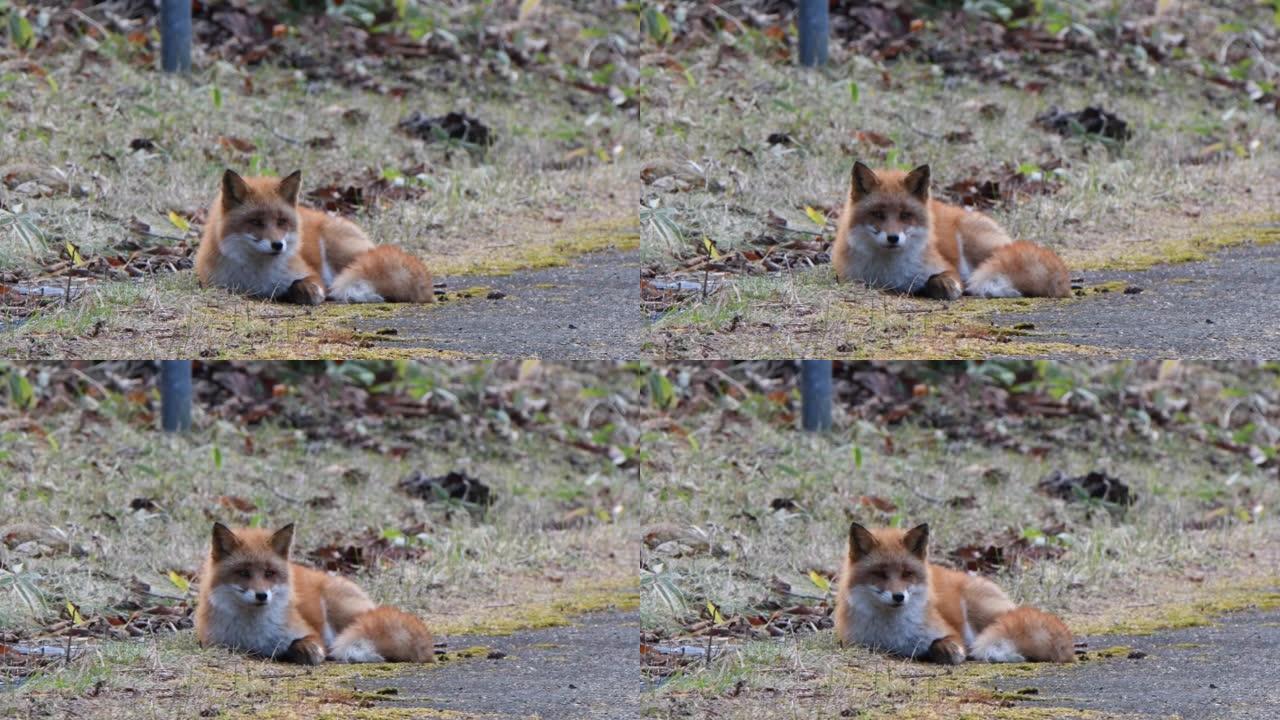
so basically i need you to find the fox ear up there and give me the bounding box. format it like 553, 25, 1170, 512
903, 523, 929, 559
848, 522, 878, 559
277, 171, 302, 206
221, 170, 250, 209
269, 523, 295, 558
850, 161, 880, 199
904, 164, 930, 202
211, 522, 240, 561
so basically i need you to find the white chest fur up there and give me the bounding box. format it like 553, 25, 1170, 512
204, 586, 302, 658
210, 233, 306, 298
847, 226, 944, 294
847, 588, 944, 659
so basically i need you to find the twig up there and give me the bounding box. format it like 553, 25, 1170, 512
250, 118, 303, 145
707, 4, 749, 35
252, 477, 303, 504
886, 111, 939, 139
135, 587, 187, 602
908, 486, 944, 505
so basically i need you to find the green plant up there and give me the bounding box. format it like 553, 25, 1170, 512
0, 207, 49, 255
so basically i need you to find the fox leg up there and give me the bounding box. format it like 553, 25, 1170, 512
954, 212, 1013, 273
925, 634, 966, 664
920, 270, 963, 300
279, 273, 325, 305
971, 607, 1075, 663
277, 633, 326, 665
317, 216, 376, 276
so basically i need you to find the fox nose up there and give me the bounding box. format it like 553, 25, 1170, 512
255, 591, 268, 602
270, 240, 284, 252
891, 592, 905, 603
885, 234, 900, 245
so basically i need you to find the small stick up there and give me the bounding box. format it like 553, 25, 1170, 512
253, 477, 302, 504
887, 111, 939, 139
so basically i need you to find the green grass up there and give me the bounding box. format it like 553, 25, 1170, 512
640, 5, 1280, 358
0, 5, 638, 358
640, 361, 1280, 718
0, 361, 638, 719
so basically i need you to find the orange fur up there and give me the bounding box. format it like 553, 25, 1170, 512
832, 163, 1069, 299
331, 245, 435, 304
195, 170, 433, 304
332, 606, 436, 663
195, 523, 434, 665
834, 522, 1073, 664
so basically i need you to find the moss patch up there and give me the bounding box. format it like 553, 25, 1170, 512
443, 285, 494, 301
1085, 645, 1133, 659
198, 643, 489, 720
435, 578, 639, 636
440, 216, 639, 277
1074, 214, 1280, 272
1076, 582, 1280, 636
185, 295, 464, 360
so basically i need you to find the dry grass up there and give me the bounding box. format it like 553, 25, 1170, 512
640, 5, 1280, 358
640, 361, 1280, 718
0, 361, 639, 718
0, 4, 638, 358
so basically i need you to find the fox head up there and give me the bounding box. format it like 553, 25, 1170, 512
846, 162, 933, 252
216, 169, 303, 260
206, 522, 294, 609
844, 521, 931, 610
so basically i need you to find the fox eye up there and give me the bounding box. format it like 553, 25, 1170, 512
899, 212, 914, 222
870, 210, 886, 222
249, 218, 264, 229
236, 568, 251, 578
276, 218, 290, 229
263, 569, 277, 579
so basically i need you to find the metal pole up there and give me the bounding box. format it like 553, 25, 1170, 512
160, 361, 192, 432
797, 0, 829, 68
800, 360, 832, 432
161, 0, 192, 73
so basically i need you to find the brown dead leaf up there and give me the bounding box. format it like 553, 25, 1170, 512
216, 495, 257, 513
855, 130, 894, 147
216, 136, 257, 153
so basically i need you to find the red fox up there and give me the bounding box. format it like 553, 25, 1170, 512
195, 170, 434, 304
834, 522, 1074, 664
195, 522, 435, 664
832, 162, 1070, 299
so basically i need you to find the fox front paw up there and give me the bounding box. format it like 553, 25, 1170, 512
926, 637, 966, 665
282, 637, 325, 665
282, 278, 325, 305
921, 272, 963, 300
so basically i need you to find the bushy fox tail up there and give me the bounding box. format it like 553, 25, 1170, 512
329, 246, 435, 303
970, 606, 1075, 663
966, 240, 1070, 298
330, 606, 435, 663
